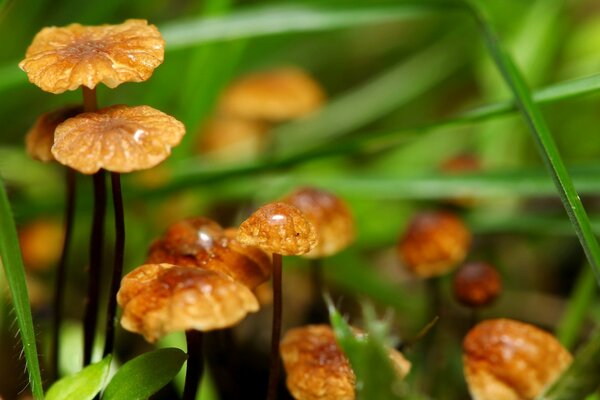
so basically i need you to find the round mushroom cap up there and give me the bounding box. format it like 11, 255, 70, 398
237, 202, 318, 256
282, 187, 355, 258
25, 105, 83, 162
51, 104, 185, 174
398, 211, 471, 278
218, 68, 325, 122
19, 19, 164, 94
18, 219, 63, 272
463, 319, 572, 400
117, 263, 259, 342
198, 116, 271, 163
453, 262, 502, 308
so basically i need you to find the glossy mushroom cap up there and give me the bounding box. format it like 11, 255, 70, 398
281, 325, 411, 400
237, 202, 318, 256
25, 105, 83, 162
282, 187, 355, 258
398, 211, 471, 278
117, 263, 259, 342
453, 262, 502, 308
51, 104, 185, 174
20, 19, 164, 94
463, 319, 572, 400
218, 68, 325, 122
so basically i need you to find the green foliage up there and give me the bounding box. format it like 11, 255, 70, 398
46, 356, 111, 400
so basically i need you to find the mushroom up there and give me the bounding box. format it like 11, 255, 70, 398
280, 325, 411, 400
453, 262, 502, 309
463, 319, 572, 400
237, 202, 318, 400
25, 106, 83, 163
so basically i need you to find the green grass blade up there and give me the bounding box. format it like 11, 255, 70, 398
467, 1, 600, 286
46, 356, 111, 400
0, 176, 44, 399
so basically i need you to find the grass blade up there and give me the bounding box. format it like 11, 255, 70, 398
0, 176, 44, 399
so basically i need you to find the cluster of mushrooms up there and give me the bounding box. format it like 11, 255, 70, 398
17, 19, 575, 400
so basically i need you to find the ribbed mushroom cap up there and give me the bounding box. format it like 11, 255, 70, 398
453, 262, 502, 308
51, 104, 185, 174
282, 187, 355, 258
218, 68, 325, 122
237, 202, 318, 256
117, 263, 259, 342
19, 19, 164, 94
463, 319, 572, 400
25, 105, 83, 162
398, 211, 471, 278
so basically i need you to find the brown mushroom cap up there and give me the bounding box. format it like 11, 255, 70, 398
51, 104, 185, 174
19, 19, 164, 94
453, 262, 502, 308
463, 319, 572, 400
237, 202, 318, 256
117, 263, 259, 342
282, 187, 355, 258
218, 68, 325, 122
25, 105, 83, 162
398, 211, 471, 278
19, 219, 63, 272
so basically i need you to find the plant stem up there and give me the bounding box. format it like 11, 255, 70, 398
267, 253, 283, 400
50, 167, 76, 381
183, 330, 204, 400
103, 172, 125, 358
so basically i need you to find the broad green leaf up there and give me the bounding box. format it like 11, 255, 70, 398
103, 348, 187, 400
0, 177, 44, 399
46, 356, 111, 400
537, 330, 600, 400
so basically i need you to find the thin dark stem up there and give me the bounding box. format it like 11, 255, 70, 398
183, 330, 204, 400
267, 253, 283, 400
82, 87, 97, 112
83, 170, 106, 366
50, 167, 76, 381
103, 172, 125, 358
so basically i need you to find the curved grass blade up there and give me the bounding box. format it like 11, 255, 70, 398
0, 177, 44, 399
46, 355, 111, 400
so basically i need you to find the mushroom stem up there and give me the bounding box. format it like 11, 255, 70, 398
183, 330, 204, 400
267, 253, 283, 400
82, 87, 97, 111
103, 172, 125, 357
50, 167, 76, 380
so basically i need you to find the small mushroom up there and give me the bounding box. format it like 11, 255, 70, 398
25, 105, 83, 162
453, 262, 502, 308
218, 68, 325, 122
18, 219, 64, 272
463, 319, 572, 400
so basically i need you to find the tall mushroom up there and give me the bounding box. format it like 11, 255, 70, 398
237, 202, 318, 400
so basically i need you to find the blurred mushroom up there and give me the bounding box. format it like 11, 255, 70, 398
441, 154, 482, 207
281, 325, 411, 400
463, 319, 572, 400
237, 202, 318, 400
18, 219, 63, 272
453, 262, 502, 308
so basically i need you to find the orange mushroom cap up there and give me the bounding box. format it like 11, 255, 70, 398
463, 319, 572, 400
51, 104, 185, 174
117, 263, 259, 342
218, 68, 325, 122
453, 262, 502, 308
25, 105, 83, 162
237, 202, 318, 256
398, 211, 471, 278
282, 187, 355, 258
20, 19, 164, 94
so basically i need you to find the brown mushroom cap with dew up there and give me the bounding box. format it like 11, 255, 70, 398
453, 262, 502, 308
398, 211, 471, 278
282, 187, 355, 258
463, 319, 572, 400
20, 19, 164, 94
117, 263, 259, 342
237, 202, 318, 256
218, 68, 325, 122
51, 104, 185, 174
25, 105, 83, 162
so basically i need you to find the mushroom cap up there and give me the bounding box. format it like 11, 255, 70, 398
218, 68, 325, 122
397, 211, 471, 278
463, 319, 572, 400
198, 116, 271, 163
146, 218, 272, 289
19, 19, 164, 94
237, 202, 318, 256
117, 263, 259, 342
453, 262, 502, 308
282, 187, 355, 258
25, 105, 83, 162
18, 219, 63, 271
51, 104, 185, 174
